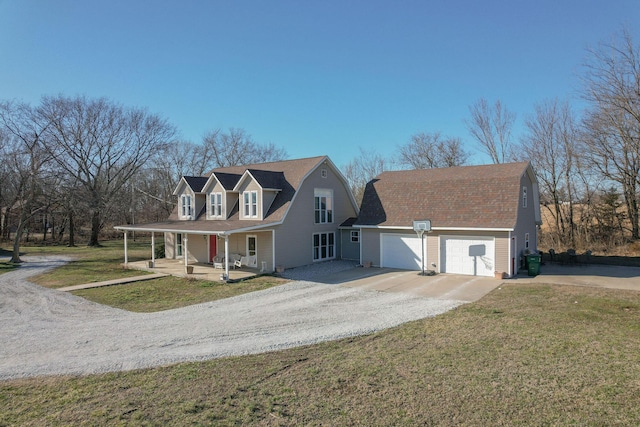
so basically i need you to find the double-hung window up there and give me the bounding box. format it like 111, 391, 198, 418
210, 192, 223, 218
181, 195, 192, 218
314, 189, 333, 224
313, 232, 335, 261
243, 190, 258, 218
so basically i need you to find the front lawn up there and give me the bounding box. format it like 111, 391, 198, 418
1, 283, 639, 425
22, 240, 152, 288
72, 275, 288, 312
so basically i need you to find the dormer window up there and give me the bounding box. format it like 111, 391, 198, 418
210, 192, 223, 218
243, 190, 258, 218
181, 194, 193, 218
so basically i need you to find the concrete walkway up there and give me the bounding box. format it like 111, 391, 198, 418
58, 273, 168, 292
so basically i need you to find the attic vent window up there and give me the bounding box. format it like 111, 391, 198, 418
321, 168, 328, 178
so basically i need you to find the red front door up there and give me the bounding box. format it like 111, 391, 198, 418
209, 235, 217, 262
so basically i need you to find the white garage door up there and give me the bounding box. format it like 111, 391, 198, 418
441, 236, 495, 277
381, 234, 425, 270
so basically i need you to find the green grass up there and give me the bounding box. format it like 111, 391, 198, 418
1, 283, 639, 425
0, 259, 19, 275
72, 275, 288, 312
20, 240, 154, 288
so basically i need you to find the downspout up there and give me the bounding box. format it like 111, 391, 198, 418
271, 229, 276, 273
508, 231, 512, 277
151, 233, 155, 267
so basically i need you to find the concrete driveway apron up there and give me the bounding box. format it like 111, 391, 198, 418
314, 267, 503, 302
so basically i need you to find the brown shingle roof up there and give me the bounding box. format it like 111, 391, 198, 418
355, 162, 531, 230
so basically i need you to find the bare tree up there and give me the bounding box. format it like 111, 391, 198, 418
581, 28, 640, 239
520, 99, 579, 247
342, 147, 391, 204
0, 101, 53, 262
202, 128, 288, 168
398, 132, 468, 169
39, 95, 176, 246
467, 98, 516, 163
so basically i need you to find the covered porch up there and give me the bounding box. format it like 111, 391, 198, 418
125, 258, 261, 282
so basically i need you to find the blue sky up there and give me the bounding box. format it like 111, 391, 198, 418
1, 0, 638, 168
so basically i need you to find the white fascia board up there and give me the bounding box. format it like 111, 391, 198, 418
114, 221, 283, 236
354, 225, 413, 230
114, 225, 215, 235
232, 170, 262, 192
432, 226, 514, 232
354, 225, 514, 232
201, 174, 219, 194
172, 177, 188, 196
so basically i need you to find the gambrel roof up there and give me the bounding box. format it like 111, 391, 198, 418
355, 162, 535, 230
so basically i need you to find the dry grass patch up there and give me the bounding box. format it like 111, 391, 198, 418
1, 283, 639, 425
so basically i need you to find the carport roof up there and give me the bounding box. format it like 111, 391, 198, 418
355, 162, 533, 230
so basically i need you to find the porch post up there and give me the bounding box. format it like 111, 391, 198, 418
183, 235, 188, 267
224, 234, 230, 279
151, 233, 155, 265
124, 232, 128, 265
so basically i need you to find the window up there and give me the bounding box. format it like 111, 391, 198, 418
350, 230, 360, 243
522, 186, 528, 208
314, 189, 333, 224
176, 233, 183, 257
243, 190, 258, 218
313, 232, 335, 261
181, 195, 192, 218
210, 192, 223, 218
321, 168, 328, 178
525, 233, 530, 250
247, 235, 257, 257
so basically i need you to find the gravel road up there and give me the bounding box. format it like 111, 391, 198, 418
0, 256, 464, 380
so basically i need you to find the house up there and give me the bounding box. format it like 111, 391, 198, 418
353, 162, 541, 277
115, 156, 360, 277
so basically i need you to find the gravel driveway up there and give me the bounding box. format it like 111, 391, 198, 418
0, 256, 464, 380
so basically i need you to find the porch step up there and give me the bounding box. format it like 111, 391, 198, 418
58, 273, 168, 292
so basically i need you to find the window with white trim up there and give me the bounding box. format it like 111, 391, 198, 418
314, 189, 333, 224
181, 195, 192, 218
210, 192, 223, 218
243, 190, 258, 218
350, 230, 360, 243
522, 186, 528, 208
313, 232, 335, 261
525, 233, 530, 249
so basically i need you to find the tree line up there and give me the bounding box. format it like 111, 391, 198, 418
2, 29, 639, 261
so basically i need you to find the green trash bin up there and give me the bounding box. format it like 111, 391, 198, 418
527, 254, 541, 276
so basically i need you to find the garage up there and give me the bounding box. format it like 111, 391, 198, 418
380, 234, 425, 270
440, 236, 495, 276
